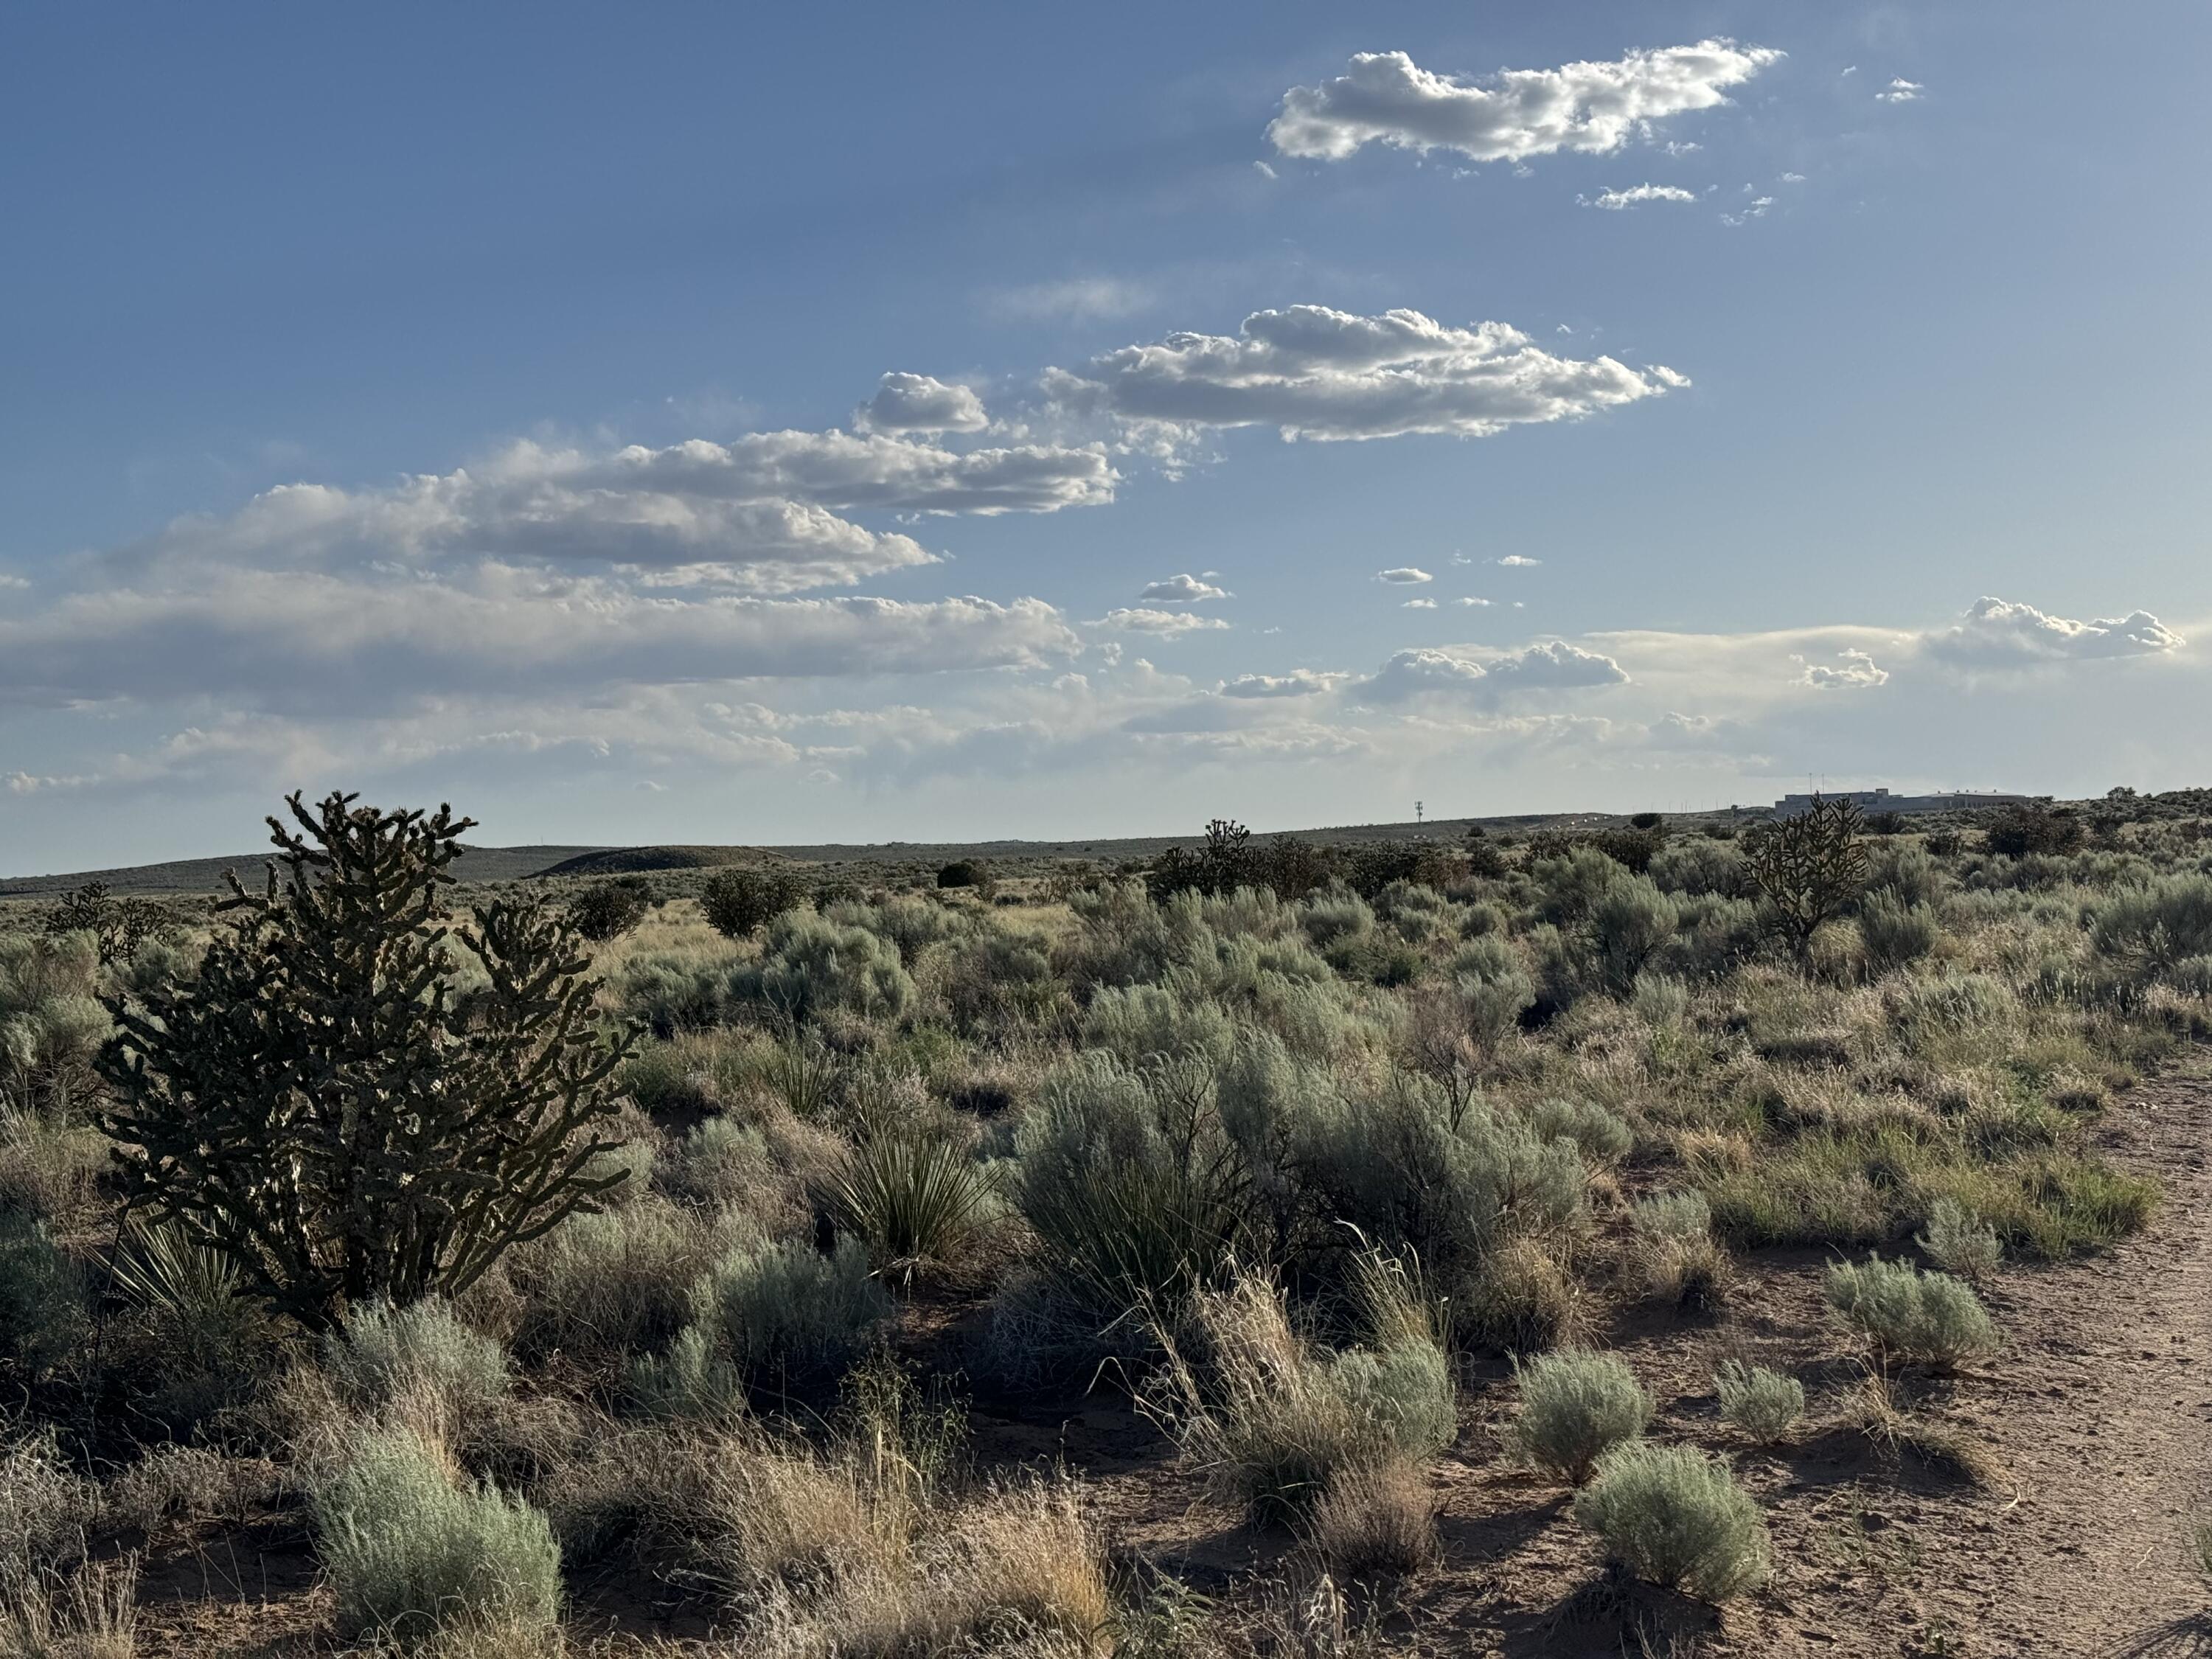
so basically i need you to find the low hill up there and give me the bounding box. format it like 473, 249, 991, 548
0, 844, 606, 900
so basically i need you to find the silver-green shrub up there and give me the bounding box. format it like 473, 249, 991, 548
731, 911, 915, 1025
689, 1235, 890, 1391
1860, 891, 1941, 975
1506, 1350, 1651, 1484
1713, 1360, 1804, 1443
1823, 1254, 1998, 1366
1573, 1442, 1770, 1600
1529, 1097, 1632, 1165
313, 1425, 560, 1649
1916, 1197, 2003, 1281
323, 1298, 510, 1423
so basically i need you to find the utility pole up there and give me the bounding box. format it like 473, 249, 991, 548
1415, 799, 1425, 825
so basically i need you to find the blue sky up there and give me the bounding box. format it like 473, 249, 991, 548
4, 1, 2208, 869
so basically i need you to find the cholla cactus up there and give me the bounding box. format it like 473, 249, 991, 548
96, 791, 633, 1332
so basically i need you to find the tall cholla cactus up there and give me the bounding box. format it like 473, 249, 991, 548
96, 790, 633, 1331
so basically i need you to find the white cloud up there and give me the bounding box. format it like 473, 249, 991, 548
1377, 566, 1433, 584
1496, 554, 1542, 568
1360, 640, 1629, 704
1138, 573, 1231, 603
1267, 40, 1781, 166
990, 276, 1155, 321
1580, 183, 1698, 211
1797, 648, 1890, 689
855, 372, 989, 434
1045, 305, 1682, 444
1719, 195, 1773, 226
1088, 608, 1232, 636
1778, 171, 1806, 184
1252, 160, 1277, 181
1402, 598, 1438, 610
1456, 597, 1494, 608
1218, 669, 1345, 698
1876, 79, 1924, 103
0, 572, 1080, 713
0, 574, 28, 591
1926, 597, 2185, 668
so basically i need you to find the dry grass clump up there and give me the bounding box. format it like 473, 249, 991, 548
1464, 1236, 1582, 1352
683, 1419, 1111, 1659
1630, 1191, 1731, 1312
1843, 1371, 2006, 1486
324, 1298, 512, 1432
1505, 1350, 1651, 1485
1711, 1360, 1804, 1444
101, 1444, 279, 1534
1147, 1262, 1454, 1535
507, 1197, 716, 1364
1573, 1442, 1770, 1601
1301, 1458, 1439, 1581
0, 1554, 139, 1659
1823, 1255, 1998, 1369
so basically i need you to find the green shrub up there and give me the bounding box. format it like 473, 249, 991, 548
936, 859, 992, 893
689, 1236, 891, 1394
2090, 874, 2212, 973
0, 1211, 87, 1378
731, 911, 915, 1025
1823, 1255, 1998, 1367
313, 1425, 560, 1649
827, 1131, 997, 1281
1587, 878, 1679, 995
1506, 1350, 1650, 1484
1632, 1191, 1711, 1242
324, 1299, 511, 1425
1916, 1197, 2002, 1281
1573, 1442, 1770, 1601
97, 791, 633, 1332
1015, 1053, 1249, 1322
1860, 891, 1941, 975
699, 867, 804, 939
1713, 1360, 1804, 1443
567, 876, 653, 942
1529, 1096, 1632, 1164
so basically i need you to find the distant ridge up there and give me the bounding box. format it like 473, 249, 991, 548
1, 811, 1593, 899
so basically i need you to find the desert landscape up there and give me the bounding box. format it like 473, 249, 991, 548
8, 788, 2212, 1656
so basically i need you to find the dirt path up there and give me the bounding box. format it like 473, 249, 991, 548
1929, 1059, 2212, 1656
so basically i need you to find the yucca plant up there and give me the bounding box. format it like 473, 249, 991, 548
826, 1131, 997, 1284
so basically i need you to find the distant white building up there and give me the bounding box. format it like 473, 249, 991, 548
1770, 787, 2037, 818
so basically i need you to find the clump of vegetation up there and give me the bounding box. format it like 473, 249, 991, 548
1825, 1254, 1999, 1368
1713, 1360, 1804, 1443
1741, 794, 1869, 952
312, 1424, 562, 1649
1573, 1442, 1771, 1601
700, 866, 806, 939
567, 874, 653, 941
1505, 1350, 1651, 1484
97, 792, 633, 1330
826, 1128, 998, 1283
1917, 1197, 2003, 1281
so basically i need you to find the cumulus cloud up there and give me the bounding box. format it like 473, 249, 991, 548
1402, 598, 1438, 610
1377, 566, 1433, 584
1046, 305, 1681, 443
1926, 597, 2185, 668
855, 372, 989, 434
1876, 79, 1924, 102
1580, 183, 1697, 210
1798, 648, 1890, 689
1360, 640, 1628, 704
1139, 573, 1231, 602
1088, 608, 1232, 636
1456, 597, 1494, 607
1497, 554, 1542, 568
1267, 41, 1780, 166
1218, 669, 1346, 698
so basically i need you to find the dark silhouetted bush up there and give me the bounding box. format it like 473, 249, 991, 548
568, 876, 653, 942
700, 866, 804, 938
